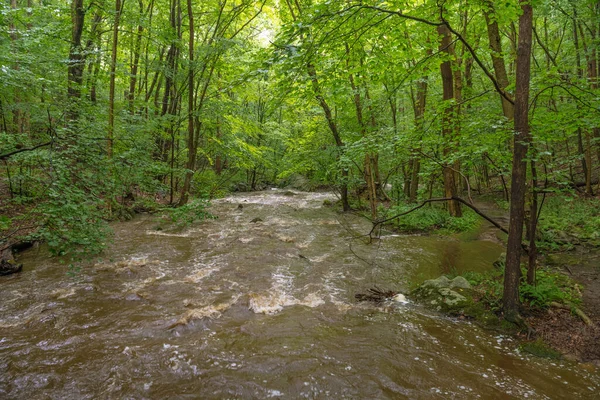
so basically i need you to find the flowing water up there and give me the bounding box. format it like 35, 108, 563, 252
1, 190, 598, 399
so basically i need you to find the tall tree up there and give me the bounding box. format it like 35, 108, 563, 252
108, 0, 123, 158
67, 0, 86, 122
503, 2, 533, 321
438, 24, 462, 217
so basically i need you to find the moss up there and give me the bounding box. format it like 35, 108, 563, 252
411, 276, 520, 334
520, 340, 563, 359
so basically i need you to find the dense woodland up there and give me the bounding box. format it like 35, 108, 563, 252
1, 0, 600, 320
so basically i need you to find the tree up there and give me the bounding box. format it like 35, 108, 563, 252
503, 1, 533, 322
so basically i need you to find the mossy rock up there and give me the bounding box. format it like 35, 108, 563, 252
520, 340, 562, 359
411, 276, 474, 314
411, 275, 511, 331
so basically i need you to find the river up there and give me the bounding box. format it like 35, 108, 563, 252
1, 190, 598, 398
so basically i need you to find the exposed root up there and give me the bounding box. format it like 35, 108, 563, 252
550, 302, 594, 326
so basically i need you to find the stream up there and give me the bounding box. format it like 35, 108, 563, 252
1, 190, 599, 398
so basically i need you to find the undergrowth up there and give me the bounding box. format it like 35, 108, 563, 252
537, 196, 600, 251
460, 266, 582, 313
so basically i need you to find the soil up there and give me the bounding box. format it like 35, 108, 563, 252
526, 250, 600, 364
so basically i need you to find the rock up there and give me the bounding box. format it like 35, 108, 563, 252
493, 252, 506, 269
231, 182, 250, 192
422, 275, 451, 289
411, 275, 473, 314
126, 293, 142, 301
438, 288, 467, 305
391, 293, 409, 304
450, 276, 471, 289
0, 260, 23, 276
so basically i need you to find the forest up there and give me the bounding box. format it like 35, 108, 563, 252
1, 0, 600, 382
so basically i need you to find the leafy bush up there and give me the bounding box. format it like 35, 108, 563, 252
164, 198, 214, 228
34, 187, 110, 259
520, 268, 582, 308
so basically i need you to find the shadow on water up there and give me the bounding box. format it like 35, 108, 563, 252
1, 190, 598, 399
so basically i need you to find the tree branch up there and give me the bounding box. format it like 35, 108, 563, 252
370, 196, 509, 237
353, 4, 515, 105
0, 141, 53, 160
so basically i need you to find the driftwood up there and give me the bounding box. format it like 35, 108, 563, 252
549, 301, 594, 326
355, 287, 397, 303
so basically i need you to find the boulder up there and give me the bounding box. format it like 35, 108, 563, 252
0, 260, 23, 276
450, 276, 471, 289
411, 275, 472, 313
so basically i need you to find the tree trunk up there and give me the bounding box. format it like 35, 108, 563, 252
503, 3, 533, 321
108, 0, 123, 158
306, 63, 350, 211
410, 78, 427, 203
438, 24, 461, 217
346, 43, 377, 219
178, 0, 195, 206
128, 0, 147, 114
484, 2, 514, 120
67, 0, 86, 122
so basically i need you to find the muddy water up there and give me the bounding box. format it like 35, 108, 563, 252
1, 190, 598, 399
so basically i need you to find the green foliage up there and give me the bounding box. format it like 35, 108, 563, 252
164, 198, 214, 228
35, 188, 110, 259
192, 170, 229, 198
520, 268, 582, 309
537, 196, 600, 250
459, 266, 581, 312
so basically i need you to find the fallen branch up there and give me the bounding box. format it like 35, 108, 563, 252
0, 141, 53, 160
550, 301, 594, 326
370, 196, 509, 237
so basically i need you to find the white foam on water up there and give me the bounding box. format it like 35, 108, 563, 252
184, 263, 220, 283
248, 266, 325, 314
146, 230, 192, 238
168, 295, 241, 329
323, 269, 347, 303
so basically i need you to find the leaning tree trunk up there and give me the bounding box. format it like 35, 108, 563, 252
503, 2, 533, 322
